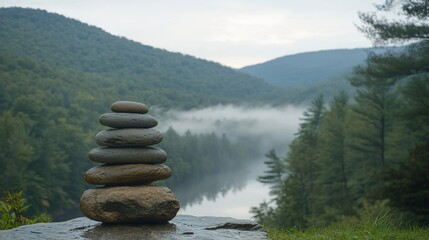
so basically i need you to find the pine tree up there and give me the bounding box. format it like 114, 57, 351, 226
358, 0, 429, 45
257, 149, 285, 198
355, 0, 429, 224
259, 96, 325, 227
312, 91, 353, 225
377, 142, 429, 225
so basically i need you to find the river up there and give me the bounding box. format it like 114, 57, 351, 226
172, 158, 271, 220
178, 179, 270, 219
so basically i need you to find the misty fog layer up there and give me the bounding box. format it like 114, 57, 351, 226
152, 104, 305, 219
155, 104, 304, 156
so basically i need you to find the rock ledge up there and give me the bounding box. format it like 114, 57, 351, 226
0, 215, 268, 240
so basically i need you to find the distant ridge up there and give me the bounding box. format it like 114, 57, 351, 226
240, 48, 386, 87
239, 48, 391, 102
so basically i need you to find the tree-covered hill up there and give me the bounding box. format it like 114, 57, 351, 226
0, 7, 284, 109
240, 48, 391, 102
240, 48, 378, 87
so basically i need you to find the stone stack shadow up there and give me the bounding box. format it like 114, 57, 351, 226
80, 101, 180, 224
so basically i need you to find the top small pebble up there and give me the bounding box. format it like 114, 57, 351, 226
111, 101, 149, 114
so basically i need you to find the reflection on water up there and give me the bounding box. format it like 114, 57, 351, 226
178, 179, 269, 220
172, 158, 270, 220
171, 163, 250, 207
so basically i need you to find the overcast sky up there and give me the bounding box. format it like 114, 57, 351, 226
0, 0, 379, 68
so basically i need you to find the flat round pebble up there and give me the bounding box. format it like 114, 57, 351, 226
84, 163, 172, 186
88, 147, 167, 164
99, 113, 158, 128
111, 101, 149, 114
95, 128, 162, 147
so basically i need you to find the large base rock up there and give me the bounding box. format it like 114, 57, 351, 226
80, 185, 179, 223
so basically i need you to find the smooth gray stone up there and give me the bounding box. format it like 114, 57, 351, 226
88, 147, 167, 164
80, 185, 179, 223
99, 113, 158, 128
95, 128, 162, 147
111, 101, 148, 114
84, 164, 172, 185
0, 215, 268, 240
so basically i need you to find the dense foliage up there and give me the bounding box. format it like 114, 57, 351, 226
0, 8, 262, 219
253, 0, 429, 228
0, 7, 286, 109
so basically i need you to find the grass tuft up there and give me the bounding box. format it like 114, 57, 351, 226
264, 223, 429, 240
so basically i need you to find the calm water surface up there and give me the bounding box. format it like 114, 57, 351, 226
175, 159, 270, 220
178, 180, 269, 219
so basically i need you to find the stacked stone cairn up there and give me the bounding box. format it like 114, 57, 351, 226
80, 101, 180, 224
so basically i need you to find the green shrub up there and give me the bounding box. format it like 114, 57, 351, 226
0, 191, 51, 230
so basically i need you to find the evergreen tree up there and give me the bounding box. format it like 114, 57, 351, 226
376, 142, 429, 225
312, 92, 353, 225
358, 0, 429, 45
348, 78, 397, 171
254, 96, 325, 227
355, 0, 429, 224
257, 149, 285, 198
